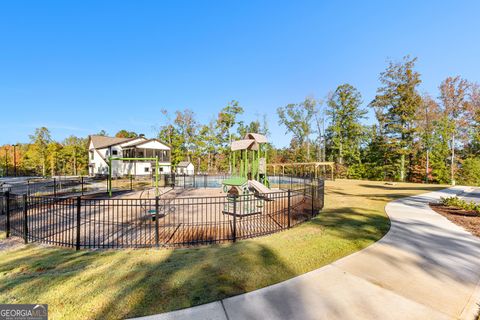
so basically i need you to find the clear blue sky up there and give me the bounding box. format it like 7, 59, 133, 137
1, 1, 479, 147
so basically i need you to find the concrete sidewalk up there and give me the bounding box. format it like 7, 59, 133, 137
133, 187, 480, 320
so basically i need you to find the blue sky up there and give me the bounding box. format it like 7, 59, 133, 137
1, 1, 479, 147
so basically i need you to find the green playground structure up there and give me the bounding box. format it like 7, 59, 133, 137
107, 156, 162, 197
222, 133, 270, 193
221, 133, 270, 216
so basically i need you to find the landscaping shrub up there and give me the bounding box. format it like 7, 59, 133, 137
440, 196, 480, 214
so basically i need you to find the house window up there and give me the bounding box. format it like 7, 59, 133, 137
144, 167, 150, 173
90, 151, 94, 160
112, 150, 118, 156
159, 167, 164, 172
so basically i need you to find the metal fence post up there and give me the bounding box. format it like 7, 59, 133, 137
76, 196, 81, 250
232, 195, 237, 242
23, 194, 28, 244
155, 196, 160, 248
5, 191, 10, 238
27, 181, 30, 196
287, 189, 291, 229
311, 184, 315, 218
130, 174, 133, 191
204, 174, 207, 188
53, 178, 57, 197
81, 176, 85, 196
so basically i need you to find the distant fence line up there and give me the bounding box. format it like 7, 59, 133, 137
0, 176, 324, 249
1, 173, 325, 197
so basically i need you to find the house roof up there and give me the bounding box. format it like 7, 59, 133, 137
124, 139, 170, 149
177, 161, 193, 167
89, 135, 134, 149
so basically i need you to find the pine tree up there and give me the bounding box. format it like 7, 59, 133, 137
370, 56, 422, 181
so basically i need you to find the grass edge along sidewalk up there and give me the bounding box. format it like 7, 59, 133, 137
0, 179, 445, 320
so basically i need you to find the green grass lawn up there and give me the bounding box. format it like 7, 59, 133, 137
0, 180, 445, 319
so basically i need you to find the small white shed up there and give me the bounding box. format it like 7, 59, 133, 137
176, 161, 195, 175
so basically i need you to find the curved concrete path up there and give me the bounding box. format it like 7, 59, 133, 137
133, 187, 480, 320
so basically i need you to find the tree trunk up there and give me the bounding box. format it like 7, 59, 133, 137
400, 153, 405, 181
425, 149, 429, 183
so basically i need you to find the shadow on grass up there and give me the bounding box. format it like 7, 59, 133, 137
0, 240, 300, 319
0, 185, 455, 319
0, 202, 391, 320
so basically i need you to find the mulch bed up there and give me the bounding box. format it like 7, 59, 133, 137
429, 203, 480, 237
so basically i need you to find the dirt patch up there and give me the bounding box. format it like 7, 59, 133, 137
430, 203, 480, 237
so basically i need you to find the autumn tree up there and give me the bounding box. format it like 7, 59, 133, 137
438, 76, 470, 184
115, 130, 138, 138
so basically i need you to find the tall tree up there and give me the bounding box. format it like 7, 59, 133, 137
216, 101, 244, 172
174, 109, 198, 162
438, 76, 470, 185
467, 83, 480, 155
326, 84, 366, 165
63, 135, 88, 175
370, 56, 422, 181
29, 127, 52, 176
415, 94, 439, 183
277, 97, 316, 161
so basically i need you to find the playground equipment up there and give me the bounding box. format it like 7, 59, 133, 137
222, 133, 270, 191
139, 188, 175, 221
107, 156, 166, 197
222, 133, 271, 216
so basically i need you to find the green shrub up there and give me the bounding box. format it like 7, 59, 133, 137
440, 196, 480, 214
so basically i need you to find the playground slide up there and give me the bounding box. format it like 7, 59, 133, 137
248, 180, 272, 195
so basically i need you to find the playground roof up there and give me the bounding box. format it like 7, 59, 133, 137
244, 133, 268, 143
231, 139, 258, 151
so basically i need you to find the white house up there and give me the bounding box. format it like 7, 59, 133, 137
88, 135, 171, 177
176, 161, 195, 175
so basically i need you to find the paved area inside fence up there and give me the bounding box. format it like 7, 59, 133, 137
132, 187, 480, 320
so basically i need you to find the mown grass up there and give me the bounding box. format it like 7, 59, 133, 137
0, 180, 445, 319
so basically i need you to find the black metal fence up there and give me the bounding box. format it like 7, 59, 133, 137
1, 177, 324, 249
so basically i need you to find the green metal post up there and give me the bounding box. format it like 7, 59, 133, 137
108, 157, 112, 197
155, 156, 159, 196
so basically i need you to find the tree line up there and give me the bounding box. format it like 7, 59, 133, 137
1, 56, 479, 185
277, 56, 480, 185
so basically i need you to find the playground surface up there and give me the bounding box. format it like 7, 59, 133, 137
133, 186, 480, 320
0, 180, 449, 319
